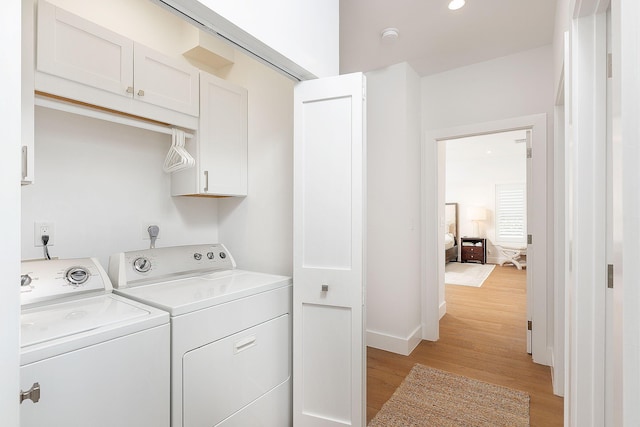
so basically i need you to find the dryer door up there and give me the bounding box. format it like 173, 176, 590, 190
182, 314, 290, 426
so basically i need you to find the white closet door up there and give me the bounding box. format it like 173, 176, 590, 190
293, 72, 366, 427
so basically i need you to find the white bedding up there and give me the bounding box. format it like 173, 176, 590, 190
444, 233, 455, 250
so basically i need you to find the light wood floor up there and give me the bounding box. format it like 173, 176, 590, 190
367, 264, 564, 426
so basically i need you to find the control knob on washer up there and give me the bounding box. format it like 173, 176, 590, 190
65, 266, 90, 285
207, 252, 214, 260
21, 274, 32, 287
193, 253, 202, 261
133, 257, 151, 273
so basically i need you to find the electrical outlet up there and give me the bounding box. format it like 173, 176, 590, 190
35, 222, 55, 247
141, 222, 161, 240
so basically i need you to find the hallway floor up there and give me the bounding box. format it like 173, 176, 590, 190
367, 264, 564, 426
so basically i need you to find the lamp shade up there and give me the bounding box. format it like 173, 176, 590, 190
468, 207, 487, 221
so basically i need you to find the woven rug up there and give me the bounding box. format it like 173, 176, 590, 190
369, 364, 530, 427
445, 262, 495, 287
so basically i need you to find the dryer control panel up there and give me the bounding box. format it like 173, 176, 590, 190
20, 258, 112, 308
108, 243, 236, 288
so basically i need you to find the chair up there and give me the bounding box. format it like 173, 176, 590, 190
495, 245, 527, 270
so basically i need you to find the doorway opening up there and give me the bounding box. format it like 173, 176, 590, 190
421, 113, 549, 367
441, 129, 530, 348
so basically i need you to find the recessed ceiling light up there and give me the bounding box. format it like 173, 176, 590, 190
448, 0, 466, 10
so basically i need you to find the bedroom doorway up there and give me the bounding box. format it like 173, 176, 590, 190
442, 130, 530, 346
421, 114, 550, 367
443, 130, 528, 267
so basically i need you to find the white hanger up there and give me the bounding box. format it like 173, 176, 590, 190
163, 128, 195, 173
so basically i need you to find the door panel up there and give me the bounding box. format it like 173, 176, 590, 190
526, 129, 533, 354
293, 72, 366, 427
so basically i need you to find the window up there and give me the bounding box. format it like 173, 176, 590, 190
495, 183, 526, 244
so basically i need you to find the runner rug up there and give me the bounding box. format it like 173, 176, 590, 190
368, 364, 530, 427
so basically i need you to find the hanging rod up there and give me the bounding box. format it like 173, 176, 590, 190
34, 93, 194, 138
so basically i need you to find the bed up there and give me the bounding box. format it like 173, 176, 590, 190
445, 203, 459, 263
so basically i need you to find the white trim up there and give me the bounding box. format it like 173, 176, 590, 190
422, 113, 551, 367
553, 102, 566, 398
439, 300, 446, 319
566, 12, 608, 426
1, 0, 22, 423
617, 1, 640, 425
367, 325, 422, 356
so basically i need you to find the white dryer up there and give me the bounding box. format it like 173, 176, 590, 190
108, 244, 292, 427
20, 258, 170, 427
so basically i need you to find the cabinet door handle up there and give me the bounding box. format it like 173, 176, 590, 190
21, 146, 28, 180
204, 170, 209, 192
126, 86, 134, 94
137, 89, 145, 97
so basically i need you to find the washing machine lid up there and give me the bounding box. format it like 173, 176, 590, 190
20, 293, 168, 365
114, 270, 292, 316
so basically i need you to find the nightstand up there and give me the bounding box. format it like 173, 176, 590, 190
460, 237, 487, 264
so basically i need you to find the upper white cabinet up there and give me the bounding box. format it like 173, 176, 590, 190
133, 45, 199, 117
35, 1, 199, 128
172, 72, 247, 197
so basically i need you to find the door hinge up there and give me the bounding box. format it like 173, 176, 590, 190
527, 320, 532, 331
526, 148, 532, 159
527, 234, 532, 245
608, 264, 614, 288
607, 53, 613, 79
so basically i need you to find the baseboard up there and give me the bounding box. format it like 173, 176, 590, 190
486, 256, 501, 265
551, 350, 564, 397
367, 325, 422, 356
439, 300, 446, 319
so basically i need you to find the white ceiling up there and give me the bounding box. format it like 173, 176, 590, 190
339, 0, 558, 76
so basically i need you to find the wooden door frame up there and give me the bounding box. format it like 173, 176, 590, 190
422, 113, 551, 367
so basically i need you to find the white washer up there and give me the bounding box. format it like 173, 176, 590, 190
108, 244, 292, 427
20, 258, 170, 427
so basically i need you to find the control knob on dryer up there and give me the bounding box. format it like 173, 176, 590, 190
133, 257, 152, 273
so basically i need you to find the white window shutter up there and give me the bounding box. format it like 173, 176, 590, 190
495, 183, 526, 244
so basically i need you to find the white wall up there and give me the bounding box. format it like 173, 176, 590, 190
29, 0, 295, 276
366, 62, 422, 355
422, 46, 555, 359
1, 0, 21, 423
216, 52, 295, 277
446, 132, 527, 251
161, 0, 339, 80
21, 108, 219, 268
422, 46, 554, 130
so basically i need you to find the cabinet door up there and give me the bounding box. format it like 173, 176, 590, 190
133, 44, 199, 116
36, 0, 134, 98
198, 72, 248, 196
22, 0, 35, 185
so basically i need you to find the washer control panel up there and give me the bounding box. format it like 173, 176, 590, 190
20, 258, 111, 307
109, 244, 236, 288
